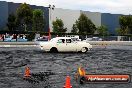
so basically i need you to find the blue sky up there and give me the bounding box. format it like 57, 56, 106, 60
1, 0, 132, 14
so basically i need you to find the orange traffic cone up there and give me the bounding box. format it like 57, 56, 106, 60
63, 76, 72, 88
24, 66, 31, 77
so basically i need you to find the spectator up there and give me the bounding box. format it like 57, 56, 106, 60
0, 34, 2, 41
5, 33, 9, 38
23, 34, 26, 39
15, 34, 18, 41
2, 34, 5, 41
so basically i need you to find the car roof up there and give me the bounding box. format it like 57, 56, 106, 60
55, 37, 72, 39
50, 37, 71, 41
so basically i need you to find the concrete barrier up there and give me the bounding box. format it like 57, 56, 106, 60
87, 41, 132, 46
0, 42, 35, 45
0, 41, 132, 48
0, 42, 37, 47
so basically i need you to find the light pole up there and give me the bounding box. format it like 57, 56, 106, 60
48, 4, 55, 40
49, 5, 55, 29
49, 4, 55, 22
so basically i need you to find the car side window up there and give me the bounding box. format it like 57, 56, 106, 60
66, 39, 71, 43
57, 39, 65, 43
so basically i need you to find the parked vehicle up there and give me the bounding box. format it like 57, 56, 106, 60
39, 37, 92, 53
17, 38, 28, 42
84, 37, 103, 41
4, 36, 27, 42
4, 37, 12, 42
35, 36, 49, 41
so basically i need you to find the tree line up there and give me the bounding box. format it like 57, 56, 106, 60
52, 13, 108, 36
54, 13, 132, 36
116, 15, 132, 35
6, 3, 108, 36
7, 3, 45, 32
6, 3, 132, 36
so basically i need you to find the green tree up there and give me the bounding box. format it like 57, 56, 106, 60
119, 15, 132, 34
52, 18, 67, 33
33, 9, 45, 32
71, 24, 78, 33
116, 28, 122, 35
75, 13, 96, 34
97, 25, 109, 36
7, 14, 16, 31
116, 28, 129, 35
16, 3, 33, 31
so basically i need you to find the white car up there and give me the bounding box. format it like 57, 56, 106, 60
38, 37, 92, 53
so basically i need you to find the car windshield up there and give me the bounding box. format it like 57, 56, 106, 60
50, 38, 55, 42
50, 38, 58, 42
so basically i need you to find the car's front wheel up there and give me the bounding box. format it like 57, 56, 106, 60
81, 47, 88, 53
50, 47, 58, 53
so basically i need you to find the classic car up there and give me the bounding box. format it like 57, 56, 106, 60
35, 36, 49, 41
39, 37, 92, 53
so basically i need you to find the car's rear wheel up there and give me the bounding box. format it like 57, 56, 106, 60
81, 47, 88, 53
50, 47, 58, 53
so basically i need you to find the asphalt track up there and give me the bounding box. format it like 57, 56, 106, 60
0, 45, 132, 88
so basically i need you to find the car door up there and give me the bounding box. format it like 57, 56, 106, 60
56, 39, 67, 52
66, 39, 77, 52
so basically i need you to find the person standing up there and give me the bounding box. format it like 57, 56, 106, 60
2, 34, 5, 41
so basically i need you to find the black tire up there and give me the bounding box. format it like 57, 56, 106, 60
50, 47, 58, 53
81, 47, 88, 53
